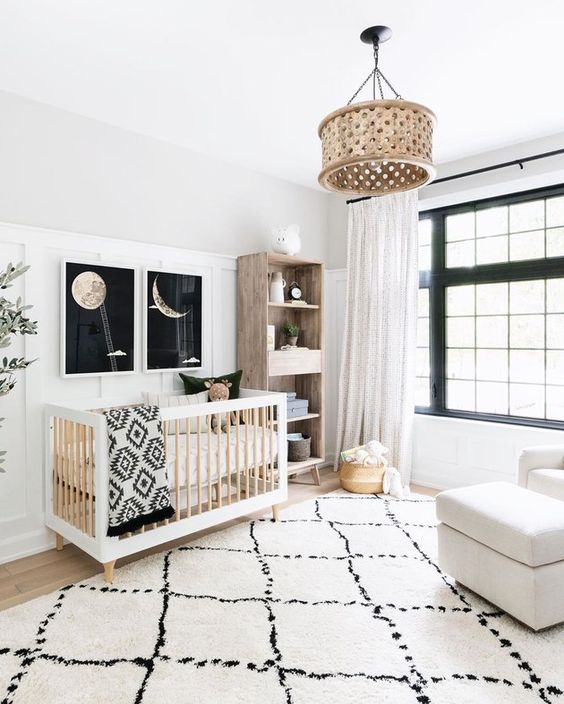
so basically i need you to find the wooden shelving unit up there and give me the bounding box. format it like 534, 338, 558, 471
237, 252, 325, 484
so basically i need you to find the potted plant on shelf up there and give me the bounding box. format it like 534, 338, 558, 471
282, 322, 299, 347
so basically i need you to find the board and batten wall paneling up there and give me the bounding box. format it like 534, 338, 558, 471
0, 222, 237, 563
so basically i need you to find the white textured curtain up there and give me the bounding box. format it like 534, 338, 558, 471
335, 192, 419, 483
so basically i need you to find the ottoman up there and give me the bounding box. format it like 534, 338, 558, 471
436, 481, 564, 631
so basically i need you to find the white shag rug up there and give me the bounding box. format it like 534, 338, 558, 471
1, 491, 563, 704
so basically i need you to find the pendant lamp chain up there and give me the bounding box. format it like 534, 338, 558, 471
347, 40, 402, 105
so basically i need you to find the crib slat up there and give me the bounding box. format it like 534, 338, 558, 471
70, 422, 77, 527
52, 417, 59, 517
197, 415, 202, 514
175, 420, 180, 522
226, 415, 231, 505
207, 415, 212, 511
88, 425, 94, 537
163, 420, 169, 526
186, 417, 191, 518
245, 411, 249, 496
253, 408, 258, 497
235, 410, 240, 503
215, 414, 222, 508
58, 418, 64, 519
81, 424, 87, 533
270, 405, 275, 492
262, 407, 266, 495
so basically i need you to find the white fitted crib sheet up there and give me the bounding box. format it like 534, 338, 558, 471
165, 425, 278, 488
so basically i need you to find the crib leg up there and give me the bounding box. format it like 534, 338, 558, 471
311, 465, 321, 486
272, 504, 280, 522
103, 560, 116, 584
55, 533, 64, 551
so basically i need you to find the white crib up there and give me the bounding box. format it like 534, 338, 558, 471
44, 389, 287, 582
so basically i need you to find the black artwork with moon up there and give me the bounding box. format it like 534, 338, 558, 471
64, 262, 135, 375
146, 270, 202, 370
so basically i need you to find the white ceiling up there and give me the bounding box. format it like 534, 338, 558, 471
0, 0, 563, 189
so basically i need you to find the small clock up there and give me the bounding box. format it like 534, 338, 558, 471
287, 281, 303, 301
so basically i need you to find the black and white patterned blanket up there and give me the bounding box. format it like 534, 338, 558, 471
104, 405, 175, 536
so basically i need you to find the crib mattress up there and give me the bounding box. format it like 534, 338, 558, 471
165, 425, 278, 488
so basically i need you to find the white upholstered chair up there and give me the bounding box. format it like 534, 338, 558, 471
518, 445, 564, 502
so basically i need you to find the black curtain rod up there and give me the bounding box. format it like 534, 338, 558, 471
346, 147, 564, 205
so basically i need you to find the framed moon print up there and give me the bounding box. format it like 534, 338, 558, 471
144, 269, 203, 372
62, 261, 136, 376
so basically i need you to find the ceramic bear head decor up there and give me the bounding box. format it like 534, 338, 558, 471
204, 378, 232, 402
271, 224, 302, 256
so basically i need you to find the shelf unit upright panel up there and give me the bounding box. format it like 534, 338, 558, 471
237, 252, 325, 480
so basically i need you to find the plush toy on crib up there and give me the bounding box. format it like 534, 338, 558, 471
205, 379, 237, 428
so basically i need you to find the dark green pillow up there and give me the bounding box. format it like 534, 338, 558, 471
179, 370, 243, 399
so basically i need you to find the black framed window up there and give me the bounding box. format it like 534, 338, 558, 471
416, 183, 564, 429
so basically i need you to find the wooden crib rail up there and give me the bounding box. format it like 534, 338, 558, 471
50, 416, 96, 538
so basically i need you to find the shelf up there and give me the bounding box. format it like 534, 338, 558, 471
273, 413, 320, 426
287, 456, 324, 472
267, 252, 323, 266
268, 302, 319, 310
269, 349, 321, 376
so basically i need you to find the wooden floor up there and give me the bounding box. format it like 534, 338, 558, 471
0, 470, 438, 612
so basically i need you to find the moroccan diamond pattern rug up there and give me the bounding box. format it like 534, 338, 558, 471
1, 491, 563, 704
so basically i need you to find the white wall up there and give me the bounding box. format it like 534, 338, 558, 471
0, 90, 333, 562
0, 90, 330, 261
0, 222, 242, 562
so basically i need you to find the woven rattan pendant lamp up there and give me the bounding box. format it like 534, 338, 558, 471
318, 25, 436, 196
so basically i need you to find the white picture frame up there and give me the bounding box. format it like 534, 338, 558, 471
61, 259, 138, 378
142, 266, 210, 374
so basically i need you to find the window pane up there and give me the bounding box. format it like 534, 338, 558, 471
418, 288, 429, 317
509, 350, 545, 383
546, 227, 564, 258
546, 196, 564, 228
417, 317, 429, 347
546, 351, 564, 385
418, 218, 432, 246
509, 200, 544, 232
476, 235, 508, 265
418, 245, 431, 272
416, 347, 429, 377
546, 386, 564, 421
509, 315, 544, 348
446, 211, 474, 242
447, 380, 475, 411
510, 280, 544, 314
476, 349, 508, 381
509, 230, 544, 261
447, 317, 475, 347
547, 279, 564, 313
476, 283, 508, 315
477, 382, 508, 414
447, 348, 475, 379
415, 377, 430, 407
547, 314, 564, 349
476, 206, 508, 237
510, 383, 544, 418
476, 316, 507, 348
446, 285, 475, 316
447, 240, 475, 268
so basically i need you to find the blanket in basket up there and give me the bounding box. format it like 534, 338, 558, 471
104, 405, 175, 536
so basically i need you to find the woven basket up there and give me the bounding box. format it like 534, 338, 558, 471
340, 461, 386, 494
288, 434, 311, 462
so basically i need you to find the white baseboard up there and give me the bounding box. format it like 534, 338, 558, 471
0, 527, 55, 565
